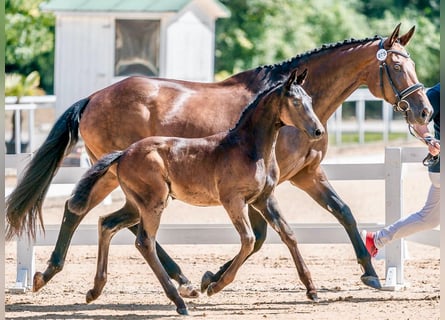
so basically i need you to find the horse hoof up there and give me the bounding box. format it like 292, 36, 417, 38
86, 290, 97, 304
206, 282, 217, 297
201, 271, 215, 293
361, 275, 382, 289
178, 283, 200, 299
176, 307, 189, 315
33, 272, 45, 292
306, 291, 319, 302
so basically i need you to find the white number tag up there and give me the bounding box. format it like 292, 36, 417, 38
376, 49, 388, 61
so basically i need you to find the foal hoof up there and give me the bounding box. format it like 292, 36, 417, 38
33, 272, 45, 292
176, 307, 189, 316
361, 274, 382, 290
306, 290, 319, 302
178, 283, 200, 299
201, 271, 215, 293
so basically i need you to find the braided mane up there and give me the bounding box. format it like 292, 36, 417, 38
258, 35, 382, 72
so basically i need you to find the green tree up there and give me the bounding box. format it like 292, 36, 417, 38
6, 0, 55, 93
215, 0, 439, 86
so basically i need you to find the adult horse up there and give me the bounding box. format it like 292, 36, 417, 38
69, 70, 324, 314
6, 24, 430, 298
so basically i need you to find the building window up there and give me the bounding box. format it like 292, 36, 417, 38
115, 19, 160, 77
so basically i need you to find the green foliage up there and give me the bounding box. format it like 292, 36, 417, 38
5, 71, 45, 100
5, 0, 439, 89
6, 0, 55, 93
215, 0, 440, 86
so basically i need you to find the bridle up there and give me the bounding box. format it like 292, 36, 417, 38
377, 37, 424, 113
377, 38, 438, 167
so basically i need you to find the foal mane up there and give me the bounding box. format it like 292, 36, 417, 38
228, 81, 283, 134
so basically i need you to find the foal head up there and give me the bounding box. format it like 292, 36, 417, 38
278, 69, 324, 140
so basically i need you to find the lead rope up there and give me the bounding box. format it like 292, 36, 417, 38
408, 124, 440, 167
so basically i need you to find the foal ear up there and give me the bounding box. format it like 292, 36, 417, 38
386, 23, 401, 48
296, 68, 308, 85
285, 69, 299, 91
398, 25, 415, 46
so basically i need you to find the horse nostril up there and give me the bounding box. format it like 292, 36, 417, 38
314, 128, 323, 137
422, 108, 431, 122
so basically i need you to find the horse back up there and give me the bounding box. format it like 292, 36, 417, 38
79, 76, 256, 160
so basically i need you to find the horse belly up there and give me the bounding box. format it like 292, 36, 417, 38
170, 183, 221, 207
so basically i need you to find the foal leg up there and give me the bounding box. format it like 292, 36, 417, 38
128, 226, 199, 298
201, 206, 267, 292
86, 205, 197, 302
290, 167, 381, 289
86, 202, 139, 303
131, 181, 188, 315
252, 194, 318, 301
204, 199, 255, 296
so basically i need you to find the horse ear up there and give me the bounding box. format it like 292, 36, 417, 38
398, 25, 415, 46
296, 68, 308, 85
285, 69, 298, 91
386, 23, 401, 48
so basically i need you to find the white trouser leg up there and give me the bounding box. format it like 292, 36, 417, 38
374, 172, 440, 249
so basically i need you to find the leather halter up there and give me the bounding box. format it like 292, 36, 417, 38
377, 37, 424, 113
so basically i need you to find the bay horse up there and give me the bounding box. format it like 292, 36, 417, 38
68, 69, 324, 315
6, 24, 430, 298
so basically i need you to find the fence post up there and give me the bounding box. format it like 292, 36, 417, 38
9, 153, 36, 292
384, 147, 405, 288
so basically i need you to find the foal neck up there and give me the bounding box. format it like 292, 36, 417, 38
227, 87, 283, 160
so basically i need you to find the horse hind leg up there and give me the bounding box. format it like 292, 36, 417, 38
131, 185, 188, 315
86, 202, 139, 303
33, 170, 119, 292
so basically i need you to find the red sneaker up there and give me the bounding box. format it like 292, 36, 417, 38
361, 230, 378, 257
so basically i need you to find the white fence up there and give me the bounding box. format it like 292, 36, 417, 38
328, 90, 411, 145
5, 147, 439, 293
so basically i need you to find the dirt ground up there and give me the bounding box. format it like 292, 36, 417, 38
4, 141, 440, 319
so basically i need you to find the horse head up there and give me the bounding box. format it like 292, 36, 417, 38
366, 23, 432, 125
280, 68, 325, 141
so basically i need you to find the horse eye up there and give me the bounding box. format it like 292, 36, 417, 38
394, 64, 401, 71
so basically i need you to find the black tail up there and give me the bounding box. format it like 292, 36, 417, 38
5, 98, 90, 241
68, 151, 124, 215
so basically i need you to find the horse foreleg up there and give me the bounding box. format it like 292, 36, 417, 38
33, 171, 119, 292
205, 199, 255, 296
290, 167, 381, 289
252, 194, 318, 301
128, 224, 199, 298
201, 205, 267, 293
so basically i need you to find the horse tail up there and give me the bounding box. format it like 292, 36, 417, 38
5, 98, 90, 241
68, 151, 124, 215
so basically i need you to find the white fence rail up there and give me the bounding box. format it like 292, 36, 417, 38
5, 147, 438, 293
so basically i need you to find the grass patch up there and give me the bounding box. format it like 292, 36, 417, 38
329, 131, 408, 144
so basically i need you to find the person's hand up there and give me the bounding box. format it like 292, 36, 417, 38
425, 137, 440, 156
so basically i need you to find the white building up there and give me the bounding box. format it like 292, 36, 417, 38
41, 0, 229, 115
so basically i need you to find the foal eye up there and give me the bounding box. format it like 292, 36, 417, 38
394, 64, 401, 71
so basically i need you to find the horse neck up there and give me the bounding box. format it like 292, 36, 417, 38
258, 38, 379, 124
229, 91, 282, 161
